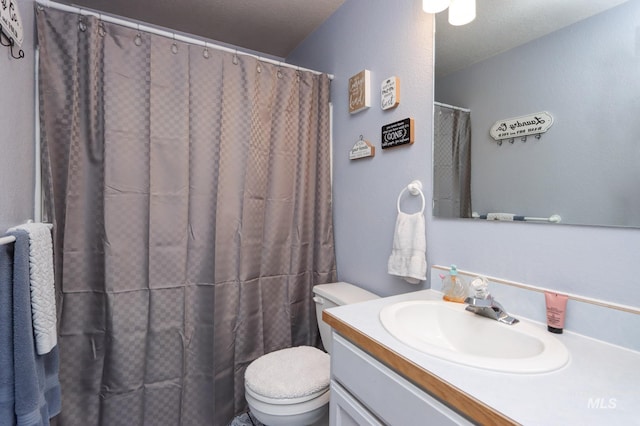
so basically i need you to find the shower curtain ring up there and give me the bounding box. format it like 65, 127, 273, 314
203, 42, 210, 59
171, 33, 178, 54
98, 15, 106, 37
78, 10, 87, 32
134, 24, 142, 46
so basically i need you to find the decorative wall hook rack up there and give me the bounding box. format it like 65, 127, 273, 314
0, 23, 24, 59
490, 112, 553, 146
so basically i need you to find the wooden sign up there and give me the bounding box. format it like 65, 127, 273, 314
349, 136, 375, 160
381, 118, 414, 149
381, 76, 400, 110
490, 111, 554, 141
348, 70, 371, 114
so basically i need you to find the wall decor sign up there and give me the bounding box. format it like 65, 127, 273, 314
349, 135, 375, 160
381, 76, 400, 110
0, 0, 24, 46
348, 69, 371, 114
490, 111, 554, 142
381, 118, 414, 149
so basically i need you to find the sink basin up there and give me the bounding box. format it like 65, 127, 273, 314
379, 300, 569, 374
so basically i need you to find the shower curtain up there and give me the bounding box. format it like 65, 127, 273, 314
37, 6, 336, 426
432, 103, 472, 218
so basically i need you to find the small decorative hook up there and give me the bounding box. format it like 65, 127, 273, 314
202, 42, 210, 59
10, 44, 24, 59
521, 136, 527, 142
535, 133, 542, 140
0, 25, 24, 59
232, 50, 239, 65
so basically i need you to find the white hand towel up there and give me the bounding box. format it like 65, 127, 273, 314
8, 222, 57, 355
387, 212, 427, 284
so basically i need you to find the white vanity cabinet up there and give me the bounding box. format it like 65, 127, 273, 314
330, 333, 472, 426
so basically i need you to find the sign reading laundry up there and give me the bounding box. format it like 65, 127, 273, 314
381, 118, 414, 149
490, 111, 554, 141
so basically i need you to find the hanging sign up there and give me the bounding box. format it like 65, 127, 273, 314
381, 118, 414, 149
490, 111, 554, 141
381, 76, 400, 110
348, 69, 371, 114
349, 136, 375, 160
0, 0, 24, 47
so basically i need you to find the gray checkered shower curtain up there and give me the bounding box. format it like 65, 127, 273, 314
37, 6, 336, 425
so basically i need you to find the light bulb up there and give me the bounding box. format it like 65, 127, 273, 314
448, 0, 476, 26
422, 0, 451, 14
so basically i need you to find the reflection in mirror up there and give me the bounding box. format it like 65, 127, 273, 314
433, 0, 640, 228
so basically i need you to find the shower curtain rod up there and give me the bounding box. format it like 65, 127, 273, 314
35, 0, 334, 80
434, 101, 471, 113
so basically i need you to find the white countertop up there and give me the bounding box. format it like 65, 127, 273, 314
326, 289, 640, 425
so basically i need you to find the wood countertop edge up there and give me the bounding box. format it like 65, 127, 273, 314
324, 310, 519, 426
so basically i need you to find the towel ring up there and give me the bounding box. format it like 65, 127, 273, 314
397, 180, 425, 214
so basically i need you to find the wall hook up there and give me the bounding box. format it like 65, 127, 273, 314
0, 24, 25, 59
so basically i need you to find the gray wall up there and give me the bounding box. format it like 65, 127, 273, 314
0, 0, 36, 232
3, 0, 639, 311
288, 0, 434, 297
436, 2, 640, 227
288, 0, 640, 308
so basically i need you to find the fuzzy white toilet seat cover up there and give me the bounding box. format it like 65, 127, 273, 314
245, 346, 330, 400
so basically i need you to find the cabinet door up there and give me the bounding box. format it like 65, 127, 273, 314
330, 380, 384, 426
332, 334, 473, 426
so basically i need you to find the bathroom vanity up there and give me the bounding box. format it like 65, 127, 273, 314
324, 289, 640, 425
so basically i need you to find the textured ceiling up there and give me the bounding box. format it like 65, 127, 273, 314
50, 1, 627, 67
435, 0, 628, 77
54, 0, 346, 58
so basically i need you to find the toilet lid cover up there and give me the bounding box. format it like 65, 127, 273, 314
245, 346, 330, 400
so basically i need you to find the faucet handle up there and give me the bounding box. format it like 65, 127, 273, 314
469, 276, 490, 299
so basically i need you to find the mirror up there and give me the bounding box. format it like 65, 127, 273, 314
433, 0, 640, 228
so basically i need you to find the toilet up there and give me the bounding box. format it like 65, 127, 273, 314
244, 282, 378, 426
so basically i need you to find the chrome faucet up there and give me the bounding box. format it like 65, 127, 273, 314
464, 294, 519, 325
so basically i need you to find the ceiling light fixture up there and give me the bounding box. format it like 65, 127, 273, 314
422, 0, 476, 26
422, 0, 451, 14
448, 0, 476, 26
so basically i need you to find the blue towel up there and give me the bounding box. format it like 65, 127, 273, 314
1, 230, 61, 426
0, 243, 16, 425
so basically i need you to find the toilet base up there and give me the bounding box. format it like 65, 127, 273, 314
249, 404, 328, 426
245, 388, 330, 426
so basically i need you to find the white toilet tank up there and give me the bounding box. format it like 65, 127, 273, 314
312, 282, 378, 354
